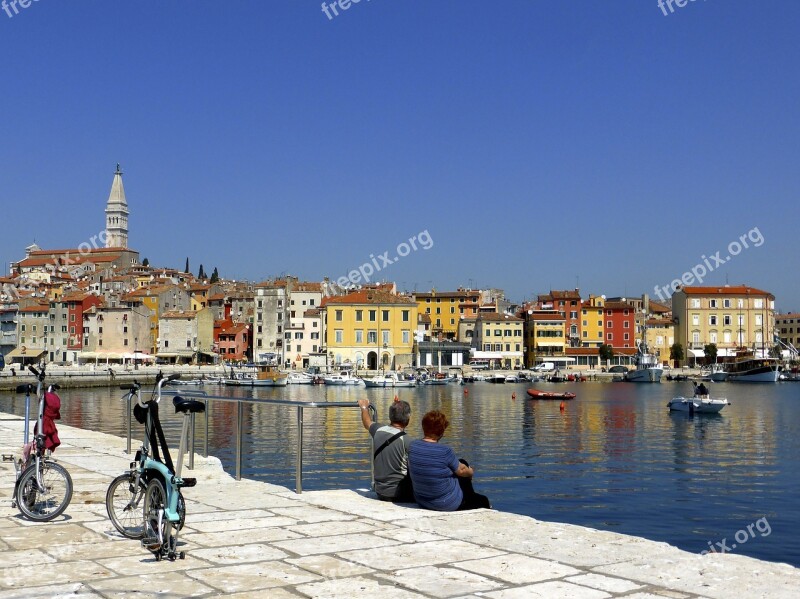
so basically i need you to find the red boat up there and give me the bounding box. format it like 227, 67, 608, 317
526, 388, 576, 400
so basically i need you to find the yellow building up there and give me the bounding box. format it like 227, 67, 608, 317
523, 310, 565, 367
672, 285, 775, 364
474, 312, 524, 369
323, 290, 417, 370
414, 289, 481, 341
580, 295, 605, 348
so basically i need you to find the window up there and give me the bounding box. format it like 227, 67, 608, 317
710, 332, 717, 343
124, 339, 129, 346
582, 320, 588, 327
710, 299, 718, 308
70, 314, 75, 322
402, 310, 409, 322
368, 331, 377, 343
607, 321, 613, 328
709, 316, 717, 325
515, 344, 521, 351
724, 299, 731, 308
382, 330, 390, 345
504, 329, 512, 337
355, 310, 363, 321
755, 314, 763, 326
355, 330, 364, 343
691, 299, 701, 308
484, 343, 491, 351
335, 310, 343, 322
754, 299, 763, 309
494, 329, 502, 336
335, 330, 343, 343
692, 332, 700, 344
450, 307, 455, 314
435, 307, 441, 315
624, 333, 629, 341
382, 310, 390, 322
607, 333, 613, 340
692, 315, 699, 326
369, 310, 376, 322
99, 327, 103, 334
724, 315, 732, 326
505, 344, 511, 351
623, 321, 629, 328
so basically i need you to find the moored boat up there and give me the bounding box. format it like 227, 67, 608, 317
363, 371, 416, 388
323, 370, 364, 385
526, 388, 576, 400
727, 356, 779, 383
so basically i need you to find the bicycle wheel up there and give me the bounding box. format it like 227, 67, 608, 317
106, 473, 146, 539
143, 477, 168, 556
15, 460, 73, 521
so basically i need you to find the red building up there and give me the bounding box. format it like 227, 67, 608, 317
536, 289, 582, 347
215, 319, 251, 362
604, 301, 636, 349
61, 292, 103, 352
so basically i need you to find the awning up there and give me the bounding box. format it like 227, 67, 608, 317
470, 351, 503, 360
537, 357, 576, 363
77, 352, 124, 360
689, 349, 705, 358
5, 347, 46, 359
716, 349, 736, 358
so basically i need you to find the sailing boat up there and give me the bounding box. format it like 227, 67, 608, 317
624, 295, 664, 383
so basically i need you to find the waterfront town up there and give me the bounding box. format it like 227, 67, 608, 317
1, 167, 798, 376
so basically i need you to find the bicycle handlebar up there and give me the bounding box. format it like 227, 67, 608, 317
28, 365, 40, 377
15, 384, 33, 394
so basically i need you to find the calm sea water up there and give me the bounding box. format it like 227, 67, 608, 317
2, 380, 798, 567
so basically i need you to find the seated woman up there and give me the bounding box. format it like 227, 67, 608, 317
408, 410, 490, 511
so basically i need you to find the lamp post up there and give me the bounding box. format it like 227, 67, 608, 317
134, 336, 138, 370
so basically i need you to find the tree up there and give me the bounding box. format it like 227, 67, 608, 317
599, 344, 614, 365
142, 257, 149, 267
184, 257, 190, 273
210, 267, 219, 283
198, 264, 206, 280
704, 343, 718, 365
670, 342, 684, 366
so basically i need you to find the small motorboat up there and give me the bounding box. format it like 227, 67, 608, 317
526, 388, 576, 400
486, 373, 507, 384
668, 395, 729, 414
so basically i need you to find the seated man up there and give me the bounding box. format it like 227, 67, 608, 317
408, 410, 491, 511
695, 382, 709, 397
358, 398, 414, 502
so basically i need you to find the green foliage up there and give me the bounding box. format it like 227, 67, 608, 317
598, 344, 614, 362
670, 342, 684, 363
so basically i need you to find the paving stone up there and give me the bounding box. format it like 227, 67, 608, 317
191, 543, 289, 565
374, 527, 449, 544
0, 582, 101, 598
295, 575, 429, 598
564, 572, 645, 593
186, 560, 321, 592
453, 553, 580, 585
271, 505, 358, 524
189, 515, 298, 533
88, 571, 217, 598
338, 540, 505, 571
0, 548, 55, 568
46, 539, 146, 561
181, 527, 303, 548
286, 519, 381, 538
377, 565, 506, 597
0, 559, 115, 588
2, 523, 107, 550
186, 508, 275, 523
482, 580, 612, 598
97, 552, 213, 575
274, 532, 401, 556
286, 555, 374, 578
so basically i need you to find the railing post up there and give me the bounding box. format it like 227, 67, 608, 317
236, 400, 243, 481
189, 412, 195, 470
296, 405, 303, 493
204, 398, 209, 458
126, 393, 131, 454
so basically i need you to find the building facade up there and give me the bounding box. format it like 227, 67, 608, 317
672, 285, 776, 364
473, 313, 524, 369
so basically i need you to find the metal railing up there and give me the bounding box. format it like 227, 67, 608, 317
125, 391, 375, 494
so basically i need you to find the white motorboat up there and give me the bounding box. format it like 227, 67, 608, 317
625, 346, 663, 383
668, 395, 729, 414
363, 371, 417, 388
709, 364, 729, 382
486, 373, 507, 384
323, 370, 364, 386
226, 364, 289, 387
287, 372, 314, 385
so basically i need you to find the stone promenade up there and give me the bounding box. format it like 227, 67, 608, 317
0, 412, 797, 599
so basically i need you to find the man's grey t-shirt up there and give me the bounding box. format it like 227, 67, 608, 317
369, 423, 409, 498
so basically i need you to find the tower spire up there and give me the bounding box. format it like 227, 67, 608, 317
105, 164, 129, 248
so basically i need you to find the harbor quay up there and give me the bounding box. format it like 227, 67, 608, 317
1, 415, 798, 598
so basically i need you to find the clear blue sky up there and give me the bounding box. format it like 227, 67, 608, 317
1, 1, 798, 310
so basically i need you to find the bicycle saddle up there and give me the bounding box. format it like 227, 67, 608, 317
173, 397, 206, 414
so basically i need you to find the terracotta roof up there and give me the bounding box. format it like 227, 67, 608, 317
604, 301, 635, 310
20, 304, 49, 313
303, 308, 321, 317
679, 285, 773, 297
321, 290, 414, 306
415, 291, 480, 299
539, 289, 581, 301
161, 310, 198, 319
59, 291, 91, 303
295, 282, 322, 292
255, 280, 288, 289
477, 313, 523, 323
528, 313, 565, 322
208, 293, 226, 301
220, 323, 248, 335
418, 313, 432, 324
647, 318, 673, 327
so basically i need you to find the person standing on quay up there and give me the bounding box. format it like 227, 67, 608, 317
408, 410, 491, 511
